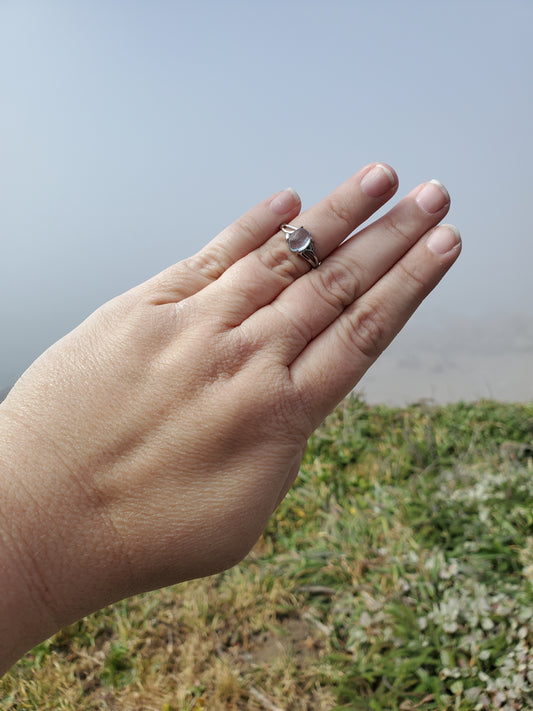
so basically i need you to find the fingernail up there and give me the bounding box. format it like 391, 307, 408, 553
269, 187, 300, 215
416, 179, 450, 214
426, 224, 461, 255
360, 163, 396, 198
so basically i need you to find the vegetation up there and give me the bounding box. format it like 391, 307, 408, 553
2, 398, 532, 710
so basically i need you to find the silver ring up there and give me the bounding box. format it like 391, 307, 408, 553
280, 224, 320, 269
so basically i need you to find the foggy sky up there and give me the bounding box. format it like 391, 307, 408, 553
1, 1, 532, 401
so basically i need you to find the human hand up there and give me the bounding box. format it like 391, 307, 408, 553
0, 163, 460, 667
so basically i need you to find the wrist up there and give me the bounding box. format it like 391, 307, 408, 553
0, 407, 61, 673
0, 402, 127, 674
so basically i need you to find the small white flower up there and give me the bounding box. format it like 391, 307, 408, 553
493, 690, 507, 707
522, 564, 533, 583
481, 617, 495, 631
465, 686, 481, 701
443, 620, 459, 633
450, 679, 464, 695
359, 611, 371, 627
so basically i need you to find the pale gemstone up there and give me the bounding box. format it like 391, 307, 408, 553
288, 227, 311, 252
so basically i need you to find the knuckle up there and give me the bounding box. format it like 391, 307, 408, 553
255, 239, 301, 282
342, 302, 387, 360
270, 302, 313, 348
233, 212, 264, 248
379, 212, 414, 248
397, 260, 428, 293
311, 262, 360, 312
325, 192, 356, 232
256, 366, 313, 442
225, 325, 259, 368
183, 241, 234, 281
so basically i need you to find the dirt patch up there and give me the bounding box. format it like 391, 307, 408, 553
249, 616, 323, 666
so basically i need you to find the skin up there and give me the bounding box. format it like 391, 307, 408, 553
0, 163, 461, 674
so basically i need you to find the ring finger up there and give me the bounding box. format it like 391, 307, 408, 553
194, 163, 399, 325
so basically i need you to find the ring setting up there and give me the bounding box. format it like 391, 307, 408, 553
280, 224, 320, 269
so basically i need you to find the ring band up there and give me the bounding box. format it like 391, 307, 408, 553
280, 224, 320, 269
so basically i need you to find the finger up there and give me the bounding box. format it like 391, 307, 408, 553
143, 187, 302, 303
290, 224, 462, 430
196, 163, 398, 325
252, 179, 451, 362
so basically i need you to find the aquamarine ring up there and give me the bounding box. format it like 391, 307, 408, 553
280, 224, 320, 269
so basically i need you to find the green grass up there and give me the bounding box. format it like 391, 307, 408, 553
2, 398, 533, 710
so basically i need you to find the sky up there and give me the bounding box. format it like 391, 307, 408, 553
1, 0, 532, 400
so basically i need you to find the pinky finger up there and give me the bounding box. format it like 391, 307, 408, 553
290, 224, 462, 430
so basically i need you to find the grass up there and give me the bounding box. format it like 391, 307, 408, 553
1, 397, 532, 710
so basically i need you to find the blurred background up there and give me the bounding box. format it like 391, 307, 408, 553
1, 0, 531, 404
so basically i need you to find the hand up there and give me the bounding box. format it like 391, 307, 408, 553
0, 163, 460, 670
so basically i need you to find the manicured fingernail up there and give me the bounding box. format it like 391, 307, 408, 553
360, 163, 396, 197
426, 224, 461, 255
269, 187, 300, 215
416, 179, 450, 214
